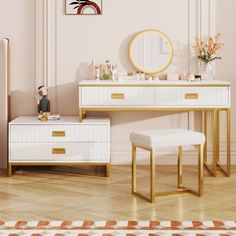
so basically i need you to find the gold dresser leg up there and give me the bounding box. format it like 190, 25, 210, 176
8, 164, 12, 177
150, 148, 156, 203
105, 164, 110, 177
198, 144, 204, 196
178, 146, 183, 188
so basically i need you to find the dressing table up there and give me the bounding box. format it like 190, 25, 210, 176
78, 29, 231, 177
79, 79, 231, 177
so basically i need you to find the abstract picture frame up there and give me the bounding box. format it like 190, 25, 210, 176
65, 0, 102, 15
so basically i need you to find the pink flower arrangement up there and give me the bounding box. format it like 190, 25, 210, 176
193, 33, 224, 64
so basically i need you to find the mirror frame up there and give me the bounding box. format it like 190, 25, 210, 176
129, 29, 174, 75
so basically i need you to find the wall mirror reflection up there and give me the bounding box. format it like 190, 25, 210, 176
129, 29, 174, 75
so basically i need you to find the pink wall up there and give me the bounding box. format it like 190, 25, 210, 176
0, 0, 235, 165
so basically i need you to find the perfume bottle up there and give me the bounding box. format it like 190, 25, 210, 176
136, 71, 140, 80
103, 60, 111, 80
140, 72, 145, 80
95, 65, 100, 80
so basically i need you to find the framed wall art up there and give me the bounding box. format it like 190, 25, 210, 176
65, 0, 102, 15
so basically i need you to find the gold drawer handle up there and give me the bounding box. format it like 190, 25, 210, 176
185, 93, 199, 99
52, 131, 65, 137
111, 93, 125, 99
52, 148, 66, 155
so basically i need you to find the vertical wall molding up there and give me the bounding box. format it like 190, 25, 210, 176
35, 0, 58, 114
46, 0, 58, 114
44, 0, 48, 87
33, 0, 37, 114
35, 0, 46, 90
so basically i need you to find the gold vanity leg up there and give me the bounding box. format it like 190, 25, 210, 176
203, 111, 214, 176
8, 164, 12, 177
132, 144, 137, 193
217, 109, 220, 164
227, 109, 231, 177
213, 109, 219, 177
150, 148, 156, 203
198, 144, 204, 196
203, 111, 208, 164
178, 146, 183, 188
216, 109, 231, 177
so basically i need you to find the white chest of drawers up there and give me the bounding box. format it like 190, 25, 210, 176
8, 116, 110, 176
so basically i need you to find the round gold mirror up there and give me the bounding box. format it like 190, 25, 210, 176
129, 29, 174, 75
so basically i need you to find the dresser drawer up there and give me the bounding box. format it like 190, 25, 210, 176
10, 124, 109, 143
10, 143, 109, 162
81, 87, 155, 106
155, 87, 230, 107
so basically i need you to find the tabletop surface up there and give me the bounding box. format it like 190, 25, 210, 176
9, 116, 110, 125
79, 80, 231, 86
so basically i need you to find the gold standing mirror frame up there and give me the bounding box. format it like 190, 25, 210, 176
129, 29, 174, 76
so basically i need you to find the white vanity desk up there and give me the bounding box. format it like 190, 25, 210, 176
79, 79, 231, 177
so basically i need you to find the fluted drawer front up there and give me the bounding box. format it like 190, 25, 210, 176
81, 87, 155, 106
10, 143, 109, 162
10, 124, 108, 143
155, 87, 230, 107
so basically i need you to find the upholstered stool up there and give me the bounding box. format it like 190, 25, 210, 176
130, 129, 205, 203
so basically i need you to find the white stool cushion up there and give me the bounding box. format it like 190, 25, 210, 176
130, 129, 205, 149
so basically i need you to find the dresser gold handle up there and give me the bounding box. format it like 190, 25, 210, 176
185, 93, 199, 99
111, 93, 125, 99
52, 131, 65, 137
52, 148, 66, 155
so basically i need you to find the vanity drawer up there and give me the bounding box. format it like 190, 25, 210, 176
155, 87, 230, 107
10, 143, 109, 162
10, 124, 109, 143
81, 87, 155, 106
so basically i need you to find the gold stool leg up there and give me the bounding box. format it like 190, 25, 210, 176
150, 148, 156, 203
178, 146, 183, 188
198, 144, 204, 196
132, 144, 137, 192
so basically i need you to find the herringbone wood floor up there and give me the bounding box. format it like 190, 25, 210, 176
0, 165, 235, 220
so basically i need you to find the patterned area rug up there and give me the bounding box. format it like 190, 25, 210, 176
0, 221, 236, 235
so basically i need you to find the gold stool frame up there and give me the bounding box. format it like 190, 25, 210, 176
132, 144, 204, 203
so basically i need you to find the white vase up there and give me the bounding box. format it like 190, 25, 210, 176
201, 62, 214, 80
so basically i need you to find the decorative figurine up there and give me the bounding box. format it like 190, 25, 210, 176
187, 74, 195, 82
36, 85, 50, 114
